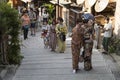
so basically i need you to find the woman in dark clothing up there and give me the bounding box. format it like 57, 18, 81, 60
81, 13, 95, 71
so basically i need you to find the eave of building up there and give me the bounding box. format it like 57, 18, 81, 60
70, 8, 83, 13
50, 0, 72, 7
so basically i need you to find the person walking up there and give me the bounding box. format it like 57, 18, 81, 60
28, 8, 37, 36
56, 17, 67, 53
49, 20, 57, 51
41, 21, 50, 48
102, 17, 113, 54
94, 22, 102, 49
71, 19, 84, 73
42, 10, 49, 22
21, 12, 30, 40
81, 13, 95, 71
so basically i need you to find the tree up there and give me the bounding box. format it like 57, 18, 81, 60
0, 2, 23, 65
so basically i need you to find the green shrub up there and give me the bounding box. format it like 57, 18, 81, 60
0, 2, 23, 65
108, 37, 120, 53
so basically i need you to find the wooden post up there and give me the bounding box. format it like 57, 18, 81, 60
57, 0, 59, 17
96, 27, 101, 49
13, 0, 15, 7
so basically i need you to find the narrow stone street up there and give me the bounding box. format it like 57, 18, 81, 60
12, 32, 115, 80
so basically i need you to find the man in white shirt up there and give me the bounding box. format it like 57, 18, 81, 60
102, 17, 112, 54
42, 11, 49, 22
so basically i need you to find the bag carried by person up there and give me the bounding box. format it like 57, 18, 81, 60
23, 25, 29, 30
59, 32, 66, 41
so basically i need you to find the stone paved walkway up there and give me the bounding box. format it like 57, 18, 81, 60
12, 32, 115, 80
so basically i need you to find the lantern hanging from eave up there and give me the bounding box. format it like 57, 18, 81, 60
95, 0, 109, 12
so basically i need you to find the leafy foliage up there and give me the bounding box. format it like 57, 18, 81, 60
42, 3, 55, 24
0, 2, 23, 65
43, 3, 55, 16
108, 37, 120, 53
